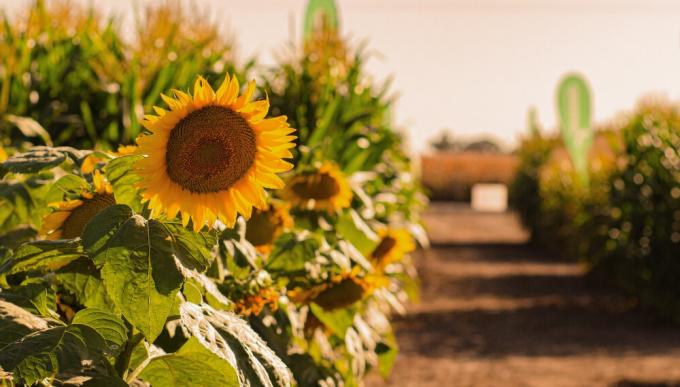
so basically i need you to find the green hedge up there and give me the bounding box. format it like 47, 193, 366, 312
511, 100, 680, 319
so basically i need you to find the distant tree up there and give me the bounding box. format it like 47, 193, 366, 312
464, 139, 501, 153
431, 130, 462, 152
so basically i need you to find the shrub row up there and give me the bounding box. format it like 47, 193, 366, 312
511, 99, 680, 319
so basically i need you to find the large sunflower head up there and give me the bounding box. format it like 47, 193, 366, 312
134, 74, 296, 231
370, 228, 416, 269
281, 162, 352, 213
245, 201, 294, 254
40, 171, 115, 240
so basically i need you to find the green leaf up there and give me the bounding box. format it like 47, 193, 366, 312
55, 258, 113, 310
105, 155, 144, 211
82, 205, 183, 341
310, 303, 355, 337
182, 280, 203, 305
0, 283, 58, 318
1, 146, 87, 174
139, 338, 239, 387
336, 210, 379, 257
45, 174, 90, 204
266, 232, 320, 273
4, 114, 53, 146
81, 205, 134, 259
0, 239, 83, 277
307, 98, 340, 147
376, 331, 398, 378
162, 222, 217, 272
0, 299, 50, 348
71, 308, 128, 354
0, 324, 108, 385
0, 181, 36, 234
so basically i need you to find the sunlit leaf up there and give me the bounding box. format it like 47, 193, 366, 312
105, 155, 144, 211
0, 322, 109, 385
139, 338, 239, 387
0, 239, 83, 277
82, 205, 183, 341
71, 308, 128, 355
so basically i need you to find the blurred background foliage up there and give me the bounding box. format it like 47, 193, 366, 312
0, 0, 248, 150
510, 98, 680, 320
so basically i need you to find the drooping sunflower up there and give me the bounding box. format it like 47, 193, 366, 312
281, 162, 352, 213
134, 74, 296, 231
245, 200, 294, 254
289, 268, 382, 311
40, 171, 116, 240
369, 228, 416, 269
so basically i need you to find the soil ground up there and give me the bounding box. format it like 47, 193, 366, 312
368, 203, 680, 387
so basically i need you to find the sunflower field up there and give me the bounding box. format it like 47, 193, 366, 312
0, 1, 427, 386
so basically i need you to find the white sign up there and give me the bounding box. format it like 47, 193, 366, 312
471, 184, 508, 212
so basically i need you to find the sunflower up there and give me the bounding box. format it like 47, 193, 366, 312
289, 268, 381, 311
134, 74, 296, 231
369, 228, 416, 269
281, 162, 352, 213
40, 171, 115, 240
232, 287, 280, 317
245, 201, 293, 254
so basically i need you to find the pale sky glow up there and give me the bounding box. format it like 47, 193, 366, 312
5, 0, 680, 153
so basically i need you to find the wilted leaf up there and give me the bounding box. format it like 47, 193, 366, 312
179, 302, 292, 387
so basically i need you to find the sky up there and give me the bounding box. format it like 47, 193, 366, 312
5, 0, 680, 153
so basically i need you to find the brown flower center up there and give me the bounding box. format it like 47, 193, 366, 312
371, 236, 397, 261
290, 172, 340, 200
313, 278, 365, 311
61, 194, 116, 239
165, 106, 256, 193
245, 209, 281, 247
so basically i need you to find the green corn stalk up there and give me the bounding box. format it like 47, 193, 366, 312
556, 73, 593, 186
303, 0, 339, 38
527, 106, 540, 137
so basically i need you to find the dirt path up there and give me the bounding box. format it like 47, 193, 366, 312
370, 206, 680, 387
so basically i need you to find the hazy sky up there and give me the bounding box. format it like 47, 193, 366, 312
5, 0, 680, 153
